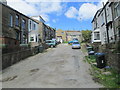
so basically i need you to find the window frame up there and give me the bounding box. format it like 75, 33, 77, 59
22, 19, 26, 29
101, 13, 105, 26
9, 14, 13, 27
30, 36, 34, 42
33, 23, 36, 30
94, 32, 100, 40
30, 21, 32, 30
15, 14, 19, 26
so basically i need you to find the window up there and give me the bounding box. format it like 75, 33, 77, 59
30, 37, 34, 41
33, 23, 36, 30
107, 8, 109, 17
73, 42, 79, 44
9, 14, 13, 27
94, 22, 96, 29
73, 35, 76, 37
36, 36, 38, 42
101, 13, 105, 25
116, 27, 120, 40
61, 32, 64, 34
16, 15, 19, 26
117, 27, 120, 40
114, 2, 120, 18
95, 21, 97, 29
119, 27, 120, 36
16, 32, 19, 40
22, 19, 26, 29
23, 34, 27, 44
30, 21, 32, 30
94, 32, 100, 40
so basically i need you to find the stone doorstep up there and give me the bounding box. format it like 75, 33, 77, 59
92, 63, 97, 66
102, 71, 112, 76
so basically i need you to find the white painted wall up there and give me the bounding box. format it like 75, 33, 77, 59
91, 9, 102, 44
28, 19, 39, 43
32, 16, 45, 23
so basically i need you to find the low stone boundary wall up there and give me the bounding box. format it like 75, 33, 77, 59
2, 44, 49, 69
107, 52, 120, 72
2, 49, 32, 69
92, 42, 120, 72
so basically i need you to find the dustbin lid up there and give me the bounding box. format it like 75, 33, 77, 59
95, 53, 105, 56
88, 51, 95, 54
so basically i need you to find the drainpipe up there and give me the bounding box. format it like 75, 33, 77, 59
103, 2, 109, 44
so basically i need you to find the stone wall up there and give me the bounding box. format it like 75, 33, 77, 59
2, 48, 32, 69
2, 44, 48, 69
93, 42, 120, 72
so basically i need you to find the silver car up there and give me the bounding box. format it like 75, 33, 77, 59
72, 42, 81, 49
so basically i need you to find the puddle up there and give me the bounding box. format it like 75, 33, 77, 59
0, 75, 18, 82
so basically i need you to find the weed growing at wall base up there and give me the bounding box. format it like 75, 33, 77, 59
85, 56, 120, 88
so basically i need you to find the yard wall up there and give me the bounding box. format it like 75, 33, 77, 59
2, 48, 32, 69
93, 42, 120, 72
2, 44, 49, 69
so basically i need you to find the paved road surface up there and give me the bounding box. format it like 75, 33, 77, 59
1, 44, 103, 88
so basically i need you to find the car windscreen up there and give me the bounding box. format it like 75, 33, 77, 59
46, 41, 52, 43
73, 42, 79, 44
46, 41, 54, 43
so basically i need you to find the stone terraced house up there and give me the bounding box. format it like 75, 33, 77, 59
92, 1, 120, 45
92, 1, 120, 71
0, 3, 29, 48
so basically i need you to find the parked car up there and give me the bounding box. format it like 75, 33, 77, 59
72, 41, 81, 49
52, 38, 58, 45
46, 40, 57, 48
73, 38, 78, 41
68, 41, 73, 44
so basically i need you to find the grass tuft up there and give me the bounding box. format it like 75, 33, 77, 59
85, 56, 120, 88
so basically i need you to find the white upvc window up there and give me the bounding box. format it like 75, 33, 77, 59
94, 32, 100, 40
30, 36, 34, 42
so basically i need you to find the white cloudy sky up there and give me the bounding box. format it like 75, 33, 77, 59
6, 0, 108, 30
